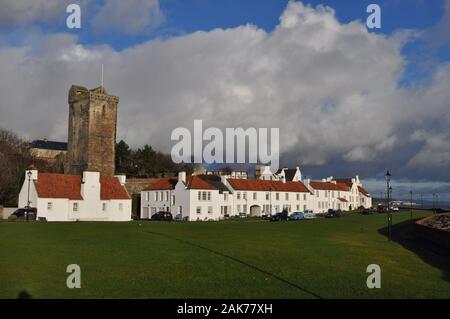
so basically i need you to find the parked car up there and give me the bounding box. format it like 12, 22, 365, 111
270, 211, 289, 222
391, 206, 400, 212
174, 214, 187, 222
238, 213, 247, 218
325, 209, 341, 218
151, 211, 173, 222
303, 210, 317, 219
12, 208, 37, 221
289, 212, 305, 221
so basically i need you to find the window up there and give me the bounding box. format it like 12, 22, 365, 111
207, 192, 211, 201
73, 202, 78, 212
285, 193, 289, 200
198, 191, 201, 201
316, 191, 319, 197
253, 192, 257, 200
151, 207, 157, 214
165, 191, 169, 201
237, 192, 241, 200
224, 193, 228, 201
155, 192, 159, 201
296, 205, 300, 211
196, 207, 201, 214
243, 192, 247, 200
266, 193, 270, 200
171, 195, 175, 206
202, 192, 207, 201
237, 204, 241, 213
160, 192, 164, 201
276, 193, 279, 200
304, 194, 307, 201
102, 203, 107, 212
208, 206, 213, 214
243, 205, 247, 213
47, 202, 53, 211
296, 194, 300, 201
146, 192, 149, 201
119, 203, 123, 211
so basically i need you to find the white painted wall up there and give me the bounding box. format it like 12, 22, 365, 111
18, 170, 131, 222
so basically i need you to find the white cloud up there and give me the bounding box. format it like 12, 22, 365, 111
0, 1, 450, 182
91, 0, 164, 35
0, 0, 66, 26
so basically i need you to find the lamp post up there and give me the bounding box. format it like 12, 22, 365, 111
26, 170, 32, 222
432, 193, 436, 214
385, 171, 392, 241
410, 189, 413, 221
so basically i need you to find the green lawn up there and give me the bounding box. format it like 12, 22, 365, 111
0, 211, 449, 299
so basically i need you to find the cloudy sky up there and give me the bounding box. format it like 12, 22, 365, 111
0, 0, 449, 200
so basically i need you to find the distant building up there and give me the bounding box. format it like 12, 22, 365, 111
18, 169, 131, 222
30, 139, 67, 162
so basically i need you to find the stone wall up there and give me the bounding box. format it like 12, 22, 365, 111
415, 213, 450, 250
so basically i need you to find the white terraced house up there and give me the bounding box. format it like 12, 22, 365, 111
141, 172, 314, 221
303, 176, 372, 213
140, 168, 372, 221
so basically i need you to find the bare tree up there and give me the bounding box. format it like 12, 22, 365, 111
0, 128, 33, 206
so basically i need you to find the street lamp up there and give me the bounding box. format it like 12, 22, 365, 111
385, 171, 392, 241
410, 189, 413, 221
26, 170, 32, 222
432, 193, 436, 214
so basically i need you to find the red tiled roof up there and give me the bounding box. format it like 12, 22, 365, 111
309, 181, 348, 191
358, 186, 370, 197
100, 176, 130, 200
227, 179, 310, 193
34, 173, 130, 200
186, 176, 217, 190
143, 176, 217, 191
35, 173, 82, 200
338, 197, 348, 203
144, 177, 178, 191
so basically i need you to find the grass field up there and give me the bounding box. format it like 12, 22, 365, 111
0, 211, 449, 299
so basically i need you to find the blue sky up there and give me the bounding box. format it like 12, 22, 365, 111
73, 1, 446, 47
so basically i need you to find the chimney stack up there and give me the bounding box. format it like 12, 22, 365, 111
179, 171, 186, 184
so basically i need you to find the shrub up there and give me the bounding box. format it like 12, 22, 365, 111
8, 214, 17, 221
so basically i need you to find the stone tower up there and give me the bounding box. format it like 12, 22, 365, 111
66, 85, 119, 176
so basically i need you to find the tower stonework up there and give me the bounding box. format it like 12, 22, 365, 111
66, 85, 119, 176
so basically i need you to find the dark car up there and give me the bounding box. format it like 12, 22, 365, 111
12, 208, 37, 221
270, 211, 289, 222
361, 208, 377, 215
151, 211, 173, 222
325, 209, 341, 218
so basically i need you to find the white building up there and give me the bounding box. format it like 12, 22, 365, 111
18, 170, 132, 222
304, 176, 372, 213
141, 172, 314, 221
